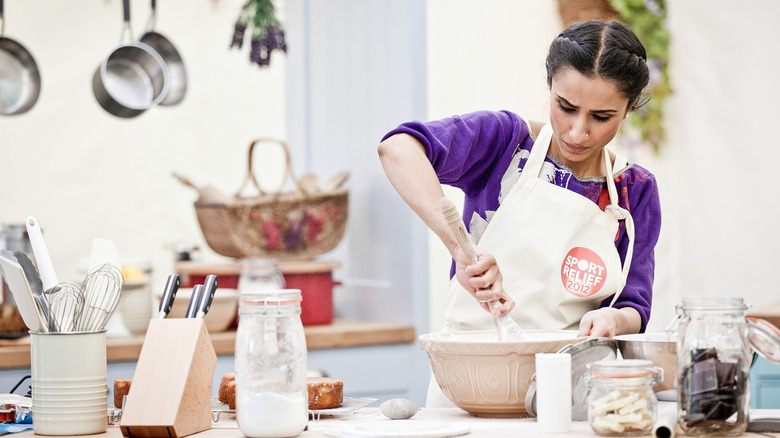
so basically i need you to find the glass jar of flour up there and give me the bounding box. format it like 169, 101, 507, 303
235, 289, 308, 437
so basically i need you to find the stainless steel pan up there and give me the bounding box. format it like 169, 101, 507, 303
140, 0, 186, 106
0, 0, 41, 116
92, 0, 169, 118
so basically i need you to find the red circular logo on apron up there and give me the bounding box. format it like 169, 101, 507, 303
560, 247, 606, 297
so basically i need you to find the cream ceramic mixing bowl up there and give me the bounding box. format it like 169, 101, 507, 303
419, 330, 587, 417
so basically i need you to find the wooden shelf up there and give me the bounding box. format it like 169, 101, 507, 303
0, 319, 416, 370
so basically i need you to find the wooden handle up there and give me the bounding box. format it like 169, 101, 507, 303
234, 138, 306, 198
171, 172, 198, 190
441, 197, 477, 263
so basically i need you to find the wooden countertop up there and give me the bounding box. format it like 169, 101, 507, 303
0, 319, 416, 369
749, 301, 780, 329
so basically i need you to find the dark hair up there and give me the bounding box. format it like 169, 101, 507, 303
546, 20, 649, 109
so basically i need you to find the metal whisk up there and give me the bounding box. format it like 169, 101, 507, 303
78, 263, 124, 332
46, 282, 85, 332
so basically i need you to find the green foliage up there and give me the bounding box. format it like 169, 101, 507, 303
608, 0, 670, 152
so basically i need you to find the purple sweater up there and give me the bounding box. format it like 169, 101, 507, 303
383, 110, 662, 332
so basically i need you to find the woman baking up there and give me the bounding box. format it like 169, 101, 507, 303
378, 20, 661, 339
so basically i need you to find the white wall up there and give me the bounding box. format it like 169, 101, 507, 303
0, 0, 287, 290
424, 0, 780, 333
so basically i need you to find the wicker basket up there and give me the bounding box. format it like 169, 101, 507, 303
557, 0, 619, 28
192, 139, 348, 260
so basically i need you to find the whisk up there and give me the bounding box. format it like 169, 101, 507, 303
46, 282, 85, 332
78, 263, 124, 332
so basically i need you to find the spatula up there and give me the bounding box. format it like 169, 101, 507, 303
80, 238, 124, 331
13, 251, 50, 331
441, 197, 526, 342
0, 250, 44, 332
25, 217, 58, 291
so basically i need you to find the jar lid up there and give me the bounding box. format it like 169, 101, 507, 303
747, 317, 780, 364
588, 359, 659, 378
240, 288, 301, 304
679, 296, 747, 311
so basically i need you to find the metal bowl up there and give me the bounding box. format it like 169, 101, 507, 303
614, 333, 677, 391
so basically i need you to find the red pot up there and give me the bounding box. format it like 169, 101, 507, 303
178, 260, 340, 326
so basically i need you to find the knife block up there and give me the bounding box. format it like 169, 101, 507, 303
120, 318, 217, 438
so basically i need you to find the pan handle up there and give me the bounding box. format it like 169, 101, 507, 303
119, 0, 133, 43
145, 0, 158, 33
1, 0, 5, 36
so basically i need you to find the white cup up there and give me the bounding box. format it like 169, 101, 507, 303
31, 331, 107, 435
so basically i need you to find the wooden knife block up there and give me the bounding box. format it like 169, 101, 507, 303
120, 318, 217, 438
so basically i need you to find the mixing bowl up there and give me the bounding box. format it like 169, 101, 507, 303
419, 330, 587, 417
614, 332, 677, 391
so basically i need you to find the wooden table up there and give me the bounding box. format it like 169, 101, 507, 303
11, 407, 779, 438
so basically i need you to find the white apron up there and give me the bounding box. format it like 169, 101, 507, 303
442, 123, 636, 332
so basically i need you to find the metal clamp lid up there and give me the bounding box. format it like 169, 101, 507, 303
747, 317, 780, 364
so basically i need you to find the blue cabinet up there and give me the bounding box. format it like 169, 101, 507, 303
750, 356, 780, 408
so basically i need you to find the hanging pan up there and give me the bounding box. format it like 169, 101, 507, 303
0, 0, 41, 116
140, 0, 186, 106
92, 0, 169, 118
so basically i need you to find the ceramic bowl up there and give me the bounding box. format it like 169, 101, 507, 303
158, 288, 238, 333
119, 281, 153, 334
614, 332, 677, 391
419, 330, 587, 417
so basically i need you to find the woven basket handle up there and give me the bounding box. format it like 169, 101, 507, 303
235, 138, 304, 198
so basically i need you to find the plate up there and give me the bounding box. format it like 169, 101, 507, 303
325, 420, 470, 438
310, 397, 378, 419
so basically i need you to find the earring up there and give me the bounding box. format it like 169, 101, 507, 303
585, 133, 589, 138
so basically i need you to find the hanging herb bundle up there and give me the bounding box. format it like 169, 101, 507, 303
230, 0, 287, 67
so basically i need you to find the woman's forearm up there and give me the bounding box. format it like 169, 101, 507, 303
378, 133, 458, 256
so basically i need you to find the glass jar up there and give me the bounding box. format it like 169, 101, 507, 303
675, 297, 752, 436
235, 289, 308, 438
238, 258, 285, 292
585, 359, 662, 436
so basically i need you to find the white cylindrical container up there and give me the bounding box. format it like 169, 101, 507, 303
535, 353, 572, 433
235, 289, 307, 438
31, 331, 107, 436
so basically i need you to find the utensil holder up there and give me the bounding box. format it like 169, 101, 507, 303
31, 331, 107, 436
119, 318, 216, 438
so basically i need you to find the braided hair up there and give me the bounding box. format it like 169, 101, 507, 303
546, 20, 649, 109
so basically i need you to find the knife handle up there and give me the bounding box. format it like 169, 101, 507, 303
195, 274, 218, 319
158, 274, 181, 319
185, 284, 203, 318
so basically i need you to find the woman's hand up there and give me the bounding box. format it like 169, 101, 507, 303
577, 306, 641, 337
453, 247, 514, 316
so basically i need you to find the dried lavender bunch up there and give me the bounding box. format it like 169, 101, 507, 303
230, 0, 287, 68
